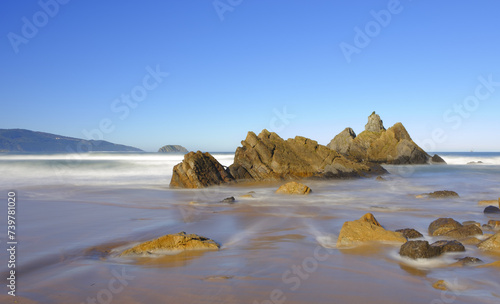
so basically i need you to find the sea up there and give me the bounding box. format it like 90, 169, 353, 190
0, 152, 499, 303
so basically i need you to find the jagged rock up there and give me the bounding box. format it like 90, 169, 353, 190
221, 196, 236, 204
327, 127, 356, 155
170, 151, 235, 188
365, 111, 386, 132
431, 154, 446, 163
336, 213, 406, 247
395, 228, 424, 239
431, 240, 465, 253
419, 190, 459, 199
276, 182, 312, 195
477, 231, 500, 252
121, 232, 220, 256
442, 224, 483, 239
484, 206, 500, 214
158, 145, 188, 153
399, 241, 441, 259
328, 113, 438, 164
228, 130, 386, 182
428, 218, 463, 236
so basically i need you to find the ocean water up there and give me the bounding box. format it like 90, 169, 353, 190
0, 152, 499, 303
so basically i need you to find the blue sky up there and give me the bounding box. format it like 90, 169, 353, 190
1, 0, 500, 152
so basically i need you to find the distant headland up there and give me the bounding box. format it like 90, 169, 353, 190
0, 129, 143, 153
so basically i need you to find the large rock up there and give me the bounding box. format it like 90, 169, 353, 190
158, 145, 188, 153
477, 231, 500, 252
328, 112, 444, 164
276, 181, 312, 195
170, 151, 235, 188
428, 218, 463, 236
121, 232, 220, 256
228, 129, 386, 182
395, 228, 424, 239
336, 213, 406, 247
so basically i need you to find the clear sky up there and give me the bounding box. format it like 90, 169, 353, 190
1, 0, 500, 152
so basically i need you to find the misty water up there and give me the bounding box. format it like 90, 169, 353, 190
1, 152, 500, 303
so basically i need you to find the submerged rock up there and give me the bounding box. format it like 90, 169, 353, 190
424, 191, 460, 199
221, 196, 236, 204
327, 112, 440, 165
455, 257, 483, 266
170, 151, 235, 188
395, 228, 424, 239
276, 182, 312, 195
478, 200, 498, 206
121, 232, 220, 256
399, 241, 441, 259
432, 280, 447, 291
336, 213, 406, 247
428, 218, 463, 236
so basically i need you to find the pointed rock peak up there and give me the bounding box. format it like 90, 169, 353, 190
365, 111, 386, 132
343, 127, 357, 138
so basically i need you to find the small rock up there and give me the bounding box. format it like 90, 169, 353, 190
431, 154, 446, 164
428, 218, 463, 236
478, 200, 499, 206
482, 224, 494, 232
276, 181, 312, 195
221, 196, 236, 204
376, 176, 386, 181
337, 213, 406, 247
395, 228, 423, 239
442, 224, 483, 239
455, 257, 483, 266
430, 240, 465, 253
399, 240, 441, 259
432, 280, 447, 291
484, 206, 500, 214
240, 194, 254, 198
426, 191, 460, 198
467, 161, 483, 165
121, 232, 220, 256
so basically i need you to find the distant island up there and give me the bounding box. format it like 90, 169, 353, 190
158, 145, 188, 153
0, 129, 143, 153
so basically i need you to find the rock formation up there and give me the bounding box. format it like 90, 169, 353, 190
428, 218, 463, 236
336, 213, 407, 247
170, 151, 235, 188
275, 182, 312, 195
158, 145, 188, 153
327, 112, 446, 164
170, 130, 386, 188
477, 232, 500, 252
399, 240, 465, 259
121, 232, 220, 256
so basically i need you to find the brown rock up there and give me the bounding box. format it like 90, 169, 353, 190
376, 176, 386, 181
488, 220, 500, 229
431, 154, 446, 163
428, 218, 463, 236
276, 181, 312, 195
400, 240, 441, 259
455, 257, 483, 266
170, 151, 235, 188
478, 261, 500, 268
228, 130, 386, 182
425, 191, 460, 199
461, 237, 482, 245
430, 240, 465, 253
477, 231, 500, 252
432, 280, 447, 291
328, 113, 433, 164
337, 213, 406, 247
442, 224, 483, 239
121, 232, 220, 256
395, 228, 424, 239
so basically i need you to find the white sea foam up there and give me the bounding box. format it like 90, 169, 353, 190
437, 153, 500, 165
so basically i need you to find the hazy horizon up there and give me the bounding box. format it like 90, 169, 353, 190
2, 1, 500, 152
